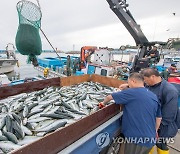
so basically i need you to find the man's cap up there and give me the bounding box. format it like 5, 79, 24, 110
153, 44, 159, 48
171, 63, 176, 67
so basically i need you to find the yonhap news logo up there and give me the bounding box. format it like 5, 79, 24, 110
96, 132, 110, 148
113, 136, 175, 144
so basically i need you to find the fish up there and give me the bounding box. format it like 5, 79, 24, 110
27, 117, 51, 123
44, 121, 67, 135
54, 111, 75, 118
27, 109, 44, 118
36, 120, 67, 133
1, 106, 8, 113
26, 122, 35, 130
0, 81, 115, 153
17, 136, 41, 146
2, 131, 18, 144
35, 120, 55, 131
12, 120, 24, 140
5, 115, 13, 133
40, 113, 71, 119
23, 105, 29, 118
21, 125, 33, 136
28, 103, 39, 111
0, 141, 21, 153
0, 117, 6, 130
0, 135, 8, 141
12, 113, 22, 125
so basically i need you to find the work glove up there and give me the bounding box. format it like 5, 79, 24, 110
98, 102, 105, 109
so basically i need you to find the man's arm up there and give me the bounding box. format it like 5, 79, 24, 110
150, 53, 155, 57
156, 117, 162, 132
101, 95, 113, 106
162, 90, 178, 123
119, 83, 129, 90
99, 95, 113, 108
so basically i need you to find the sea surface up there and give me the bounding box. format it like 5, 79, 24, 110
14, 52, 132, 79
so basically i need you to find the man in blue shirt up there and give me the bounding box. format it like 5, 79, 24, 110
141, 68, 179, 154
99, 73, 162, 154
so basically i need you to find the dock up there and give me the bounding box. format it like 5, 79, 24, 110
168, 131, 180, 154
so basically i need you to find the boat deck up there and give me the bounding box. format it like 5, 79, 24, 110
34, 66, 66, 78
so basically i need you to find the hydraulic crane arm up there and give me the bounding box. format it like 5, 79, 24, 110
80, 46, 97, 69
106, 0, 149, 46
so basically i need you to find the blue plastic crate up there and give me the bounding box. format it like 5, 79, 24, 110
156, 65, 166, 72
38, 57, 64, 67
87, 65, 96, 74
76, 71, 84, 76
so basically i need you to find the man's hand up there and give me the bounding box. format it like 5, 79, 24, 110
98, 102, 105, 109
150, 53, 155, 57
119, 83, 129, 90
156, 132, 159, 139
99, 95, 113, 109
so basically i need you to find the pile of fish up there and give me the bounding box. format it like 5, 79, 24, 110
0, 81, 116, 153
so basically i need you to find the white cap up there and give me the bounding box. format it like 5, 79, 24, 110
153, 44, 159, 48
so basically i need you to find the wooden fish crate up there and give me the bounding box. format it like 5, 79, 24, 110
0, 75, 125, 154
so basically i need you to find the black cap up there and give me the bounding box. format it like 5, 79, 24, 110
171, 64, 176, 67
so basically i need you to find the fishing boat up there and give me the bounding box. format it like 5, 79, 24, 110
0, 73, 44, 87
0, 59, 18, 74
36, 47, 133, 80
0, 43, 18, 77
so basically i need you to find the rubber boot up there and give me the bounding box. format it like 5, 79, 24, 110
157, 147, 169, 154
149, 146, 154, 154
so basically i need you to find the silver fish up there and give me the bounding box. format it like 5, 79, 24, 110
23, 105, 29, 118
17, 136, 41, 146
0, 141, 21, 153
36, 120, 67, 132
3, 131, 18, 144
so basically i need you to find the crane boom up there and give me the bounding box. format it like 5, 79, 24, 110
106, 0, 149, 46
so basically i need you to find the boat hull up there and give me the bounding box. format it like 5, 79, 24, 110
0, 59, 17, 74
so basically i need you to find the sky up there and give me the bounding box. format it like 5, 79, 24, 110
0, 0, 180, 51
